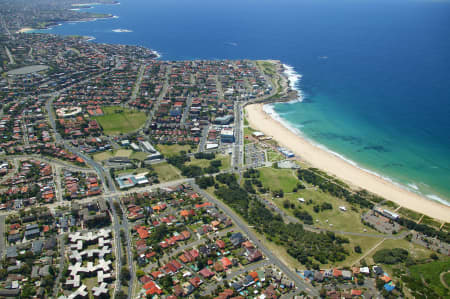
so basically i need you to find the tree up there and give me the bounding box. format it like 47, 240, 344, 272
319, 287, 327, 298
272, 189, 284, 198
160, 275, 173, 289
313, 205, 320, 213
22, 284, 36, 297
136, 269, 145, 278
373, 248, 408, 264
121, 267, 131, 281
196, 176, 215, 189
354, 245, 362, 253
116, 290, 127, 299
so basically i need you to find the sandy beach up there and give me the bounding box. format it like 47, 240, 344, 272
17, 27, 34, 33
246, 103, 450, 223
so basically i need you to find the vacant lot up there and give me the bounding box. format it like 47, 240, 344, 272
93, 106, 147, 135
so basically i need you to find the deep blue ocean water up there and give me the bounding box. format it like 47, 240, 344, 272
38, 0, 450, 204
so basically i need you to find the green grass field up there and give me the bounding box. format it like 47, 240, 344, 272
152, 162, 181, 182
93, 106, 147, 135
257, 60, 277, 77
186, 154, 231, 171
130, 151, 149, 161
93, 149, 133, 162
339, 235, 383, 267
398, 207, 422, 221
243, 126, 255, 137
93, 151, 113, 162
114, 168, 148, 176
267, 149, 284, 162
156, 144, 192, 156
258, 167, 298, 192
272, 189, 378, 234
409, 259, 450, 297
367, 238, 437, 265
444, 272, 450, 287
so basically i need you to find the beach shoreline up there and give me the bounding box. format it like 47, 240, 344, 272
245, 102, 450, 223
17, 27, 35, 33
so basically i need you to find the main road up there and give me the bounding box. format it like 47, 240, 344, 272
191, 183, 319, 297
45, 71, 136, 299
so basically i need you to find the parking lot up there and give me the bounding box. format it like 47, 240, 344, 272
245, 143, 266, 168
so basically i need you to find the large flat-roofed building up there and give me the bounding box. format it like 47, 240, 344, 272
220, 128, 234, 143
214, 115, 234, 125
115, 173, 150, 189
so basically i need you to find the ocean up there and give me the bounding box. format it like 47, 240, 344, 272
36, 0, 450, 204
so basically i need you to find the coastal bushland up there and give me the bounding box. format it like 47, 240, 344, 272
211, 173, 349, 266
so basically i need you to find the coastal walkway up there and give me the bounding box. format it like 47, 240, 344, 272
350, 238, 386, 266
440, 271, 449, 290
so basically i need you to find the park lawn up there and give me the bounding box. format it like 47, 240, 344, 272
257, 60, 277, 77
218, 155, 231, 171
156, 144, 192, 156
93, 151, 113, 162
186, 154, 231, 171
243, 126, 255, 138
130, 151, 149, 161
366, 238, 437, 266
444, 272, 450, 287
114, 168, 148, 176
271, 188, 379, 234
267, 149, 284, 162
409, 259, 450, 297
337, 234, 384, 268
115, 149, 132, 157
152, 162, 181, 182
185, 158, 210, 169
92, 149, 133, 162
82, 276, 97, 297
259, 167, 298, 192
93, 106, 147, 135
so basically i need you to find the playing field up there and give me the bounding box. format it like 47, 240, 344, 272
153, 162, 182, 182
93, 106, 147, 135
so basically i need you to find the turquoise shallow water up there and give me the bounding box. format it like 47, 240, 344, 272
36, 0, 450, 204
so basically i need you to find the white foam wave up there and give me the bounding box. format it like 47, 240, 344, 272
112, 28, 132, 33
282, 64, 304, 103
426, 194, 450, 206
407, 183, 419, 191
152, 50, 162, 59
